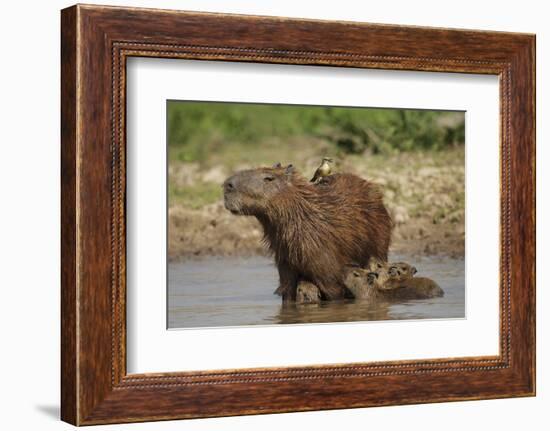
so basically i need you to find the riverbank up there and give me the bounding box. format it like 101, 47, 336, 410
168, 148, 465, 260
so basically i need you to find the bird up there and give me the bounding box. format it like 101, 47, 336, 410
310, 157, 334, 183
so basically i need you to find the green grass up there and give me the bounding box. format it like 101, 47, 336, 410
169, 181, 222, 209
168, 135, 330, 171
167, 101, 465, 212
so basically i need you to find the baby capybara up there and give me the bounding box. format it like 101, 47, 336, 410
367, 258, 418, 285
384, 276, 444, 299
344, 267, 444, 301
296, 281, 322, 304
223, 164, 392, 301
344, 268, 382, 301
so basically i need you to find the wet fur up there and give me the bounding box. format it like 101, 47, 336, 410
367, 258, 417, 287
296, 281, 322, 304
383, 277, 444, 298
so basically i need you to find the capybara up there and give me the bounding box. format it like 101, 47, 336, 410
296, 281, 322, 304
383, 276, 444, 298
388, 262, 418, 281
366, 258, 417, 286
344, 267, 444, 300
366, 257, 387, 273
344, 267, 382, 301
223, 164, 392, 301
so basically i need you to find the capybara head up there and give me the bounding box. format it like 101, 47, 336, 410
343, 267, 381, 300
388, 262, 417, 281
223, 164, 295, 216
366, 257, 387, 273
296, 281, 322, 304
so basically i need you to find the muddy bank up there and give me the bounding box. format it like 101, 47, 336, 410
168, 202, 464, 261
168, 150, 465, 260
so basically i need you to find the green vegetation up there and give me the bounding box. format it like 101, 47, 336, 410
167, 101, 465, 240
169, 181, 222, 209
167, 100, 465, 165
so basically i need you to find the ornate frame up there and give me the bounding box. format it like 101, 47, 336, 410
61, 4, 535, 425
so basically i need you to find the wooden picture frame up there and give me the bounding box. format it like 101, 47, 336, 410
61, 4, 535, 425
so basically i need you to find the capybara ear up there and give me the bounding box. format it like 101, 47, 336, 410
411, 266, 418, 275
272, 162, 282, 168
368, 257, 384, 268
285, 164, 295, 175
368, 272, 379, 279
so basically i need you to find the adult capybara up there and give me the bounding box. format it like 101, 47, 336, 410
223, 164, 392, 301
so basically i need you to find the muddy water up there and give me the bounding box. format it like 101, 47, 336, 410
168, 255, 465, 329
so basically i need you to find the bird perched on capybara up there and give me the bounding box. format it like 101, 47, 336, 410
223, 163, 393, 301
310, 157, 333, 183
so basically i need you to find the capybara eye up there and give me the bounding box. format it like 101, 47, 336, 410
377, 264, 382, 268
264, 176, 275, 182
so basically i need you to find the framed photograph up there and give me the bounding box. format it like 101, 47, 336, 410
61, 4, 535, 425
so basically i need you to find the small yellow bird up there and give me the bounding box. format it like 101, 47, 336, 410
310, 157, 334, 183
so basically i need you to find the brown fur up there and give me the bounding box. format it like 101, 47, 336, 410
388, 262, 418, 281
383, 277, 444, 298
366, 258, 417, 287
223, 165, 392, 301
366, 257, 387, 273
296, 281, 322, 304
344, 268, 382, 301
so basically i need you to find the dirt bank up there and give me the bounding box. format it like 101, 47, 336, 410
168, 149, 465, 260
168, 202, 464, 261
